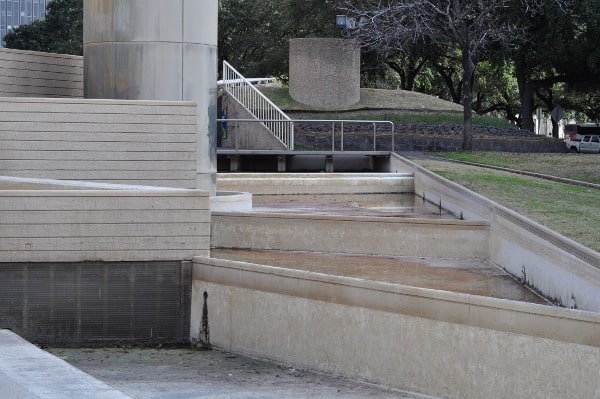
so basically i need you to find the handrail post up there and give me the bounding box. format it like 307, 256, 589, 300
341, 121, 344, 151
391, 122, 395, 152
290, 121, 295, 151
373, 123, 377, 151
331, 122, 335, 151
235, 121, 239, 150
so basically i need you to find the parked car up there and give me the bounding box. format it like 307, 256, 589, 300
564, 123, 600, 153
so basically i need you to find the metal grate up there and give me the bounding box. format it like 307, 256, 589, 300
0, 261, 192, 345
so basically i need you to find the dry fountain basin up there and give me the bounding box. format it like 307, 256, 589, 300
194, 170, 600, 399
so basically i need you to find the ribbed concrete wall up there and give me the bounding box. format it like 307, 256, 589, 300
0, 48, 83, 98
0, 97, 199, 188
0, 176, 205, 344
0, 183, 210, 263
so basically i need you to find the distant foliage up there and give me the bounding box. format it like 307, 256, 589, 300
218, 0, 338, 79
4, 0, 83, 55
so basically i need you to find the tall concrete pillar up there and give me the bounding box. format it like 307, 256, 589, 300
83, 0, 218, 194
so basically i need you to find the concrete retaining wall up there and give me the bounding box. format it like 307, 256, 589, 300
192, 258, 600, 399
211, 213, 489, 260
216, 173, 414, 195
0, 177, 210, 263
389, 154, 600, 312
0, 48, 83, 98
0, 97, 199, 188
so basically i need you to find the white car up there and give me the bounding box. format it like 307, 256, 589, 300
566, 134, 600, 153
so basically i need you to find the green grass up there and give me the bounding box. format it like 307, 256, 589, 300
347, 113, 513, 127
416, 158, 600, 252
435, 152, 600, 185
258, 86, 512, 127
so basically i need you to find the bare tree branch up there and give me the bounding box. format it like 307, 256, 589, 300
340, 0, 573, 150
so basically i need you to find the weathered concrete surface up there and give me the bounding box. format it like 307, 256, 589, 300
217, 172, 414, 194
0, 97, 200, 188
84, 0, 218, 194
389, 154, 600, 313
48, 346, 433, 399
289, 38, 360, 109
0, 177, 210, 262
0, 48, 83, 98
212, 212, 489, 260
211, 249, 547, 304
0, 330, 133, 399
191, 258, 600, 399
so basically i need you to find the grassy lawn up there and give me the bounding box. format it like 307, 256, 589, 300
410, 157, 600, 253
260, 86, 513, 127
435, 152, 600, 185
260, 86, 464, 113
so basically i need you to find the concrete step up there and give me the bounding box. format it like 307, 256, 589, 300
217, 172, 414, 195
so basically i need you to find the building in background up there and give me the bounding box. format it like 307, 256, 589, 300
0, 0, 52, 48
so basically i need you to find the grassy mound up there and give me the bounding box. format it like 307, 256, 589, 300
259, 86, 513, 128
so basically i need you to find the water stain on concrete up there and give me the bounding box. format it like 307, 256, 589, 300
211, 248, 549, 305
251, 193, 458, 219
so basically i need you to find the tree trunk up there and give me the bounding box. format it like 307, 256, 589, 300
461, 49, 475, 151
514, 55, 536, 132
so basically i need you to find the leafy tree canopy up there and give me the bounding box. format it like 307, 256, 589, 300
4, 0, 83, 55
218, 0, 338, 79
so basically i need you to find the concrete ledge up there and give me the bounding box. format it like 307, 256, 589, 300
211, 212, 489, 259
210, 191, 252, 212
193, 257, 600, 347
217, 172, 414, 195
390, 153, 600, 312
192, 258, 600, 399
0, 330, 133, 399
217, 151, 394, 173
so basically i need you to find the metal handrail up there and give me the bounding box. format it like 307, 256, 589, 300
218, 118, 395, 152
220, 61, 293, 149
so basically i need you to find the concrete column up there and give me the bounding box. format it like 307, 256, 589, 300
289, 38, 360, 110
83, 0, 217, 194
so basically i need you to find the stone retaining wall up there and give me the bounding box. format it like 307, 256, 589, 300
293, 122, 566, 153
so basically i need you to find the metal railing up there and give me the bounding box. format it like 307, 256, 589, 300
218, 118, 395, 152
220, 61, 293, 149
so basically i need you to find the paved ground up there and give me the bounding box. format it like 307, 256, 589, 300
48, 346, 436, 399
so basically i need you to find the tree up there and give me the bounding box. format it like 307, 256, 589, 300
4, 0, 83, 55
218, 0, 337, 79
503, 0, 600, 135
341, 0, 571, 151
